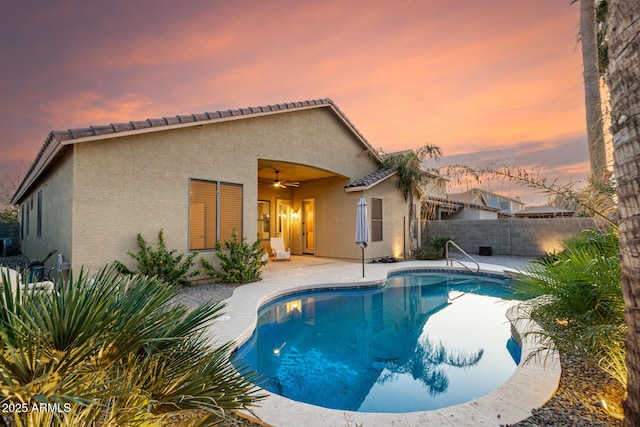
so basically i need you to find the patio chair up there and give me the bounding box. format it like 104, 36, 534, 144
270, 237, 291, 261
0, 266, 55, 296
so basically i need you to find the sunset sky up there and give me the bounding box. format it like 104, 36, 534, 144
1, 0, 588, 205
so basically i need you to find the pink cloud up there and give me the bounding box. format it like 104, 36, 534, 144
1, 0, 589, 207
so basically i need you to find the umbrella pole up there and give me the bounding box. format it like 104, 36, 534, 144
362, 247, 365, 278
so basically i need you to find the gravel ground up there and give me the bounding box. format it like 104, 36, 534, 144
506, 353, 624, 426
0, 255, 626, 426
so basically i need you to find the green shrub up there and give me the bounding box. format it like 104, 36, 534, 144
515, 228, 625, 386
0, 206, 17, 222
202, 228, 267, 284
0, 266, 264, 426
415, 236, 457, 260
115, 229, 199, 286
414, 245, 443, 260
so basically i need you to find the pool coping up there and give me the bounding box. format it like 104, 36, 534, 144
205, 259, 561, 427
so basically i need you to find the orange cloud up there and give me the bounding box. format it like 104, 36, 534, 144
2, 0, 588, 208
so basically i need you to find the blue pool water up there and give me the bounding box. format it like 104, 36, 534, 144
233, 272, 523, 413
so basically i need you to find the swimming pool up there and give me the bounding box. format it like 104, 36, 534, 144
233, 271, 524, 413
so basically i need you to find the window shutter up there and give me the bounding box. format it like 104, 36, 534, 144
220, 183, 243, 240
190, 180, 217, 250
371, 198, 383, 241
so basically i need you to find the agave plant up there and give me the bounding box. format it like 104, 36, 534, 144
0, 266, 264, 426
514, 228, 626, 386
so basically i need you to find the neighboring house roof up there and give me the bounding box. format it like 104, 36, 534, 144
12, 98, 382, 204
422, 196, 464, 214
450, 188, 524, 204
431, 193, 500, 215
515, 205, 574, 218
448, 188, 525, 213
421, 195, 501, 217
344, 168, 397, 192
468, 202, 500, 212
447, 191, 489, 207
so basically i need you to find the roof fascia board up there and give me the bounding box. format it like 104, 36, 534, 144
11, 137, 67, 204
326, 110, 383, 163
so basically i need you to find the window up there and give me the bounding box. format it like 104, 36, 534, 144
257, 200, 270, 241
371, 198, 383, 241
25, 201, 30, 236
20, 205, 24, 239
189, 179, 243, 251
37, 191, 42, 238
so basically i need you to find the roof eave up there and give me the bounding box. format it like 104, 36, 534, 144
344, 170, 398, 192
11, 135, 67, 205
13, 98, 383, 203
344, 185, 369, 193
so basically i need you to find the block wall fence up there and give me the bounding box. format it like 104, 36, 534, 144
0, 222, 20, 256
422, 217, 605, 257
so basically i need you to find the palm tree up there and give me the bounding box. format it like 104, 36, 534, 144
381, 144, 442, 256
606, 0, 640, 425
575, 0, 609, 181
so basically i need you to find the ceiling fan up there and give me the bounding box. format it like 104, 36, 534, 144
273, 170, 299, 188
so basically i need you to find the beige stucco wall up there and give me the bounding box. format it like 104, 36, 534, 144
20, 154, 74, 271
67, 106, 384, 273
287, 174, 408, 261
356, 175, 409, 259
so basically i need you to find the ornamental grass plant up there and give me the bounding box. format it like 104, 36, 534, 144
514, 228, 626, 387
0, 266, 264, 426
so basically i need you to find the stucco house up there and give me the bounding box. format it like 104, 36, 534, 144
12, 98, 426, 276
446, 188, 525, 219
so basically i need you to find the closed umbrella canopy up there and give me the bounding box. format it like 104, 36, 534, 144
355, 197, 369, 277
355, 197, 369, 248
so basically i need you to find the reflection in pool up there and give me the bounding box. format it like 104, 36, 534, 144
233, 272, 523, 413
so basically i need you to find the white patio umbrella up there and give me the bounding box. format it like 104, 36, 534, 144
355, 196, 369, 278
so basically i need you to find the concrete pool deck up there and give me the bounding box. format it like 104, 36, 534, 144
204, 256, 561, 427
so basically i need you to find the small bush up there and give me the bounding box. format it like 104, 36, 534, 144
115, 229, 199, 286
415, 236, 457, 260
202, 228, 267, 284
414, 245, 443, 260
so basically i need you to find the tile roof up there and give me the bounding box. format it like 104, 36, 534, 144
515, 205, 574, 217
13, 98, 381, 204
48, 99, 344, 143
344, 168, 396, 191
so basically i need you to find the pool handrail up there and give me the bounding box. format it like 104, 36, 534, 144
445, 240, 480, 273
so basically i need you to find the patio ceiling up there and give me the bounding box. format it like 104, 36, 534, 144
257, 159, 344, 183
